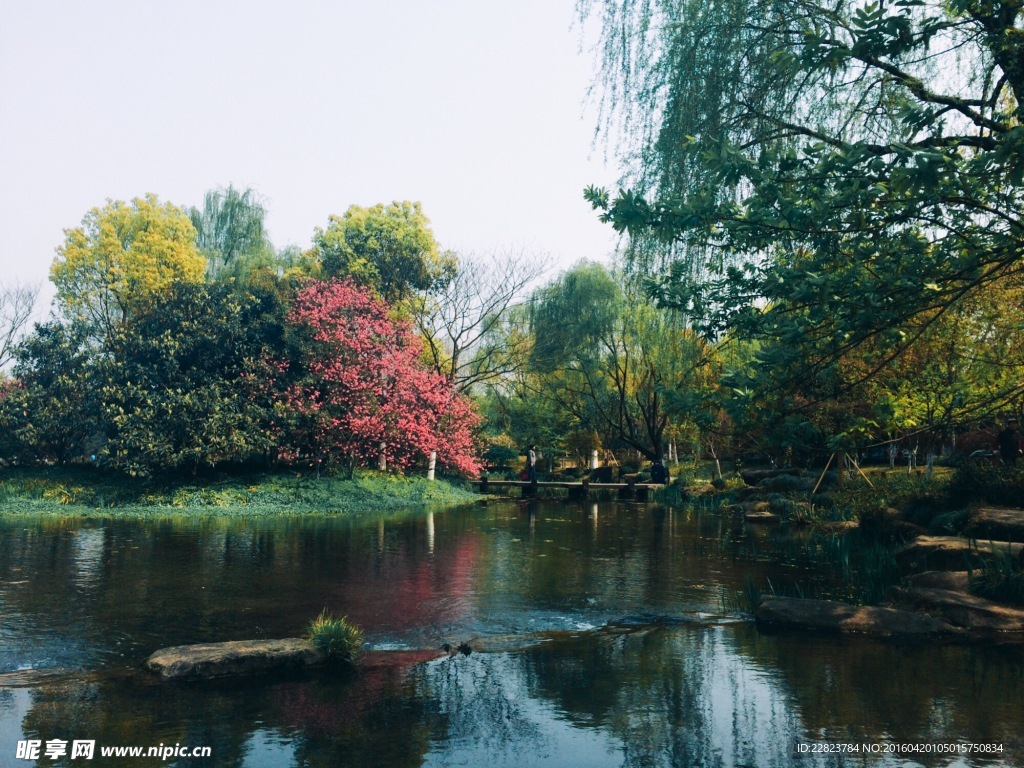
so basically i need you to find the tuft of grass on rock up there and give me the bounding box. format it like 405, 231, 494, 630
308, 610, 364, 665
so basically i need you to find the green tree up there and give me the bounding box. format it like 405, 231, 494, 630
581, 0, 1024, 419
311, 201, 452, 302
529, 262, 716, 461
187, 185, 276, 279
0, 321, 101, 463
98, 280, 288, 477
50, 195, 206, 339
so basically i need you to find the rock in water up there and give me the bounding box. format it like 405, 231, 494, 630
146, 638, 327, 681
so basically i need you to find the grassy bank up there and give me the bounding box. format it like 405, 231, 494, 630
0, 467, 479, 518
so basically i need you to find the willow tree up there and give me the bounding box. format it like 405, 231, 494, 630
187, 185, 275, 279
529, 262, 717, 461
580, 0, 1024, 422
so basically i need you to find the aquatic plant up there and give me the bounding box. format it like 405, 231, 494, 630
308, 610, 364, 664
740, 576, 762, 612
969, 547, 1024, 607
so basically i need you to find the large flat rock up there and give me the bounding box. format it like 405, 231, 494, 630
755, 596, 961, 639
894, 535, 1023, 572
889, 587, 1024, 633
964, 506, 1024, 542
146, 638, 327, 681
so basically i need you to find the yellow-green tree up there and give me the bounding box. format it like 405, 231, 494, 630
311, 201, 452, 302
50, 195, 206, 337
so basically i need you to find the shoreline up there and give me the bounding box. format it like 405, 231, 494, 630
0, 467, 480, 518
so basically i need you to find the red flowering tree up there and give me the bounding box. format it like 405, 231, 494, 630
277, 279, 481, 475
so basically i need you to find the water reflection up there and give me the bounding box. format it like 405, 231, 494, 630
0, 501, 1022, 766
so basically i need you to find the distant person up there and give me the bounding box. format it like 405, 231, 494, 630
527, 445, 538, 482
997, 418, 1023, 466
650, 459, 669, 484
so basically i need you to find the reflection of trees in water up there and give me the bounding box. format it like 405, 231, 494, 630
414, 654, 545, 760
407, 628, 805, 768
19, 676, 257, 768
729, 625, 1024, 762
522, 626, 801, 768
15, 662, 439, 768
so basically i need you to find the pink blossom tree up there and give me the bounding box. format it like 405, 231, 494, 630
277, 279, 481, 475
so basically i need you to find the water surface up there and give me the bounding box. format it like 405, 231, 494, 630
1, 499, 1021, 767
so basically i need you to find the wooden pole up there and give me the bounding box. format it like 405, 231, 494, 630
811, 453, 835, 495
846, 453, 875, 489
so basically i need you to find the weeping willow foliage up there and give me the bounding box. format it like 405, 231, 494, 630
579, 0, 1024, 419
187, 185, 276, 278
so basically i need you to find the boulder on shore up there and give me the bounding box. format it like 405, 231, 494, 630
963, 506, 1024, 543
888, 586, 1024, 634
894, 535, 1023, 572
740, 468, 802, 486
146, 638, 327, 681
754, 596, 961, 639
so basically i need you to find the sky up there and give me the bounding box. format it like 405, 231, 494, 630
0, 1, 621, 311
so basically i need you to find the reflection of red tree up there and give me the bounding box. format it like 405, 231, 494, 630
323, 533, 482, 636
274, 650, 444, 734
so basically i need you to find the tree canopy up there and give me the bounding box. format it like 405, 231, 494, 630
581, 0, 1024, 423
187, 185, 275, 279
521, 262, 717, 461
311, 201, 452, 302
278, 279, 481, 475
50, 195, 206, 338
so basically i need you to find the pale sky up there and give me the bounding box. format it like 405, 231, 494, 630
0, 1, 620, 310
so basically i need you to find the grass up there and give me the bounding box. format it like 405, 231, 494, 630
308, 610, 364, 665
0, 466, 479, 518
969, 547, 1024, 607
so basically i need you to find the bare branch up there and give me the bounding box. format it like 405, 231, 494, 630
0, 280, 40, 370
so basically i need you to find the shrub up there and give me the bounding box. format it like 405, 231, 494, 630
948, 462, 1024, 508
483, 442, 519, 470
969, 548, 1024, 607
308, 610, 363, 665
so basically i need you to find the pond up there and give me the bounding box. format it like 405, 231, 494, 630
1, 498, 1022, 767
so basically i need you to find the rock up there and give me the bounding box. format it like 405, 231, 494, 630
904, 571, 970, 592
722, 500, 781, 522
740, 468, 801, 486
756, 475, 818, 492
894, 536, 1023, 572
755, 596, 961, 639
146, 638, 327, 681
964, 506, 1024, 543
889, 587, 1024, 633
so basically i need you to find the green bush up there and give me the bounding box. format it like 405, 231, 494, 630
948, 462, 1024, 508
483, 443, 519, 470
308, 610, 363, 665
